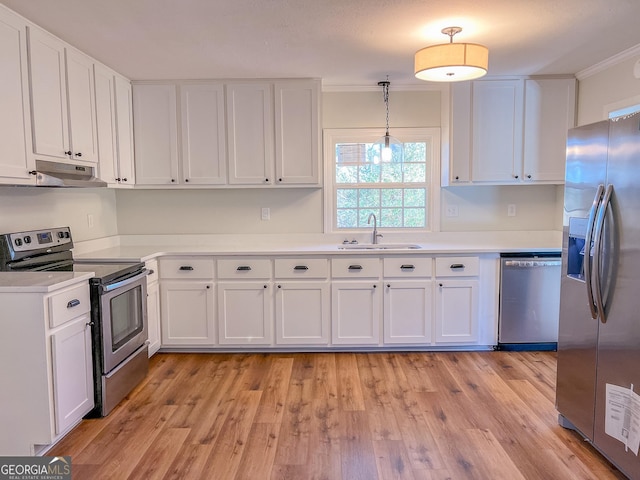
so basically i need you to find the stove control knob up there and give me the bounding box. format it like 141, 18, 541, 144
23, 236, 31, 244
57, 231, 65, 239
65, 232, 70, 238
14, 238, 22, 247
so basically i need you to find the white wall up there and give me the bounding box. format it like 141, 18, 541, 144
0, 187, 118, 240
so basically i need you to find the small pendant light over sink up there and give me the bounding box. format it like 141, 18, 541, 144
414, 27, 488, 82
374, 79, 403, 164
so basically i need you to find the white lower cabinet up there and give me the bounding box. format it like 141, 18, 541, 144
217, 282, 273, 345
434, 257, 480, 343
0, 279, 94, 455
159, 256, 216, 346
275, 282, 330, 345
51, 314, 94, 434
331, 281, 381, 345
217, 258, 273, 345
160, 281, 215, 345
384, 281, 433, 344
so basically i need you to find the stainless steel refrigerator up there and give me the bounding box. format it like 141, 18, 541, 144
556, 112, 640, 479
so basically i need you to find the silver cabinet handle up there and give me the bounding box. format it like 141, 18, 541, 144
400, 264, 415, 270
67, 299, 80, 308
293, 265, 309, 271
179, 266, 194, 271
237, 266, 252, 271
450, 264, 465, 269
348, 265, 362, 270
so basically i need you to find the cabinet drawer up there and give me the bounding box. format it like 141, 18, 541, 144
331, 258, 381, 278
435, 257, 479, 277
146, 259, 159, 284
275, 258, 328, 279
48, 282, 91, 328
383, 257, 432, 278
218, 258, 272, 279
159, 257, 215, 279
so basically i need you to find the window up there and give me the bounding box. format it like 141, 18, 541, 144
324, 128, 440, 233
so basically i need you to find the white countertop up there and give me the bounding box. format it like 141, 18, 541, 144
0, 272, 94, 293
73, 231, 563, 262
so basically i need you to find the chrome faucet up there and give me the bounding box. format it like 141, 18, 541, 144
367, 213, 383, 244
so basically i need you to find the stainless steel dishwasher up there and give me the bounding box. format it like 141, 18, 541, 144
498, 252, 562, 350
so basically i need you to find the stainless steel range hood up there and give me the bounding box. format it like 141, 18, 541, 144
34, 160, 107, 187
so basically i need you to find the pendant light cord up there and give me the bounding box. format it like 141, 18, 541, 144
378, 79, 391, 135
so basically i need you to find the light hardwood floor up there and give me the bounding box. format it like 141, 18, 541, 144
50, 351, 625, 479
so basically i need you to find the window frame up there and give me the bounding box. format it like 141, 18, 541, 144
323, 127, 441, 234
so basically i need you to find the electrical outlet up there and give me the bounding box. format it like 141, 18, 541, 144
507, 204, 517, 217
87, 214, 94, 228
261, 207, 270, 220
445, 204, 459, 217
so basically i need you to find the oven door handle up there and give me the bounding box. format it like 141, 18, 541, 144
102, 269, 150, 293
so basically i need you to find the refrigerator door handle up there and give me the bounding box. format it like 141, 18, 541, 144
583, 184, 605, 320
592, 184, 614, 324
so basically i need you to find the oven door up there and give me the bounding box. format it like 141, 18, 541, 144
99, 270, 149, 373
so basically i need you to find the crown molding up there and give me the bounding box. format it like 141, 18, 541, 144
577, 43, 640, 80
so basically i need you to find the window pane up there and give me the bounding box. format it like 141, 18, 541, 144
358, 189, 380, 208
337, 209, 358, 228
404, 142, 426, 162
381, 163, 403, 183
336, 165, 358, 183
337, 143, 367, 164
405, 188, 426, 207
404, 208, 426, 227
381, 189, 403, 207
358, 164, 381, 183
337, 189, 357, 208
403, 164, 426, 183
381, 208, 402, 227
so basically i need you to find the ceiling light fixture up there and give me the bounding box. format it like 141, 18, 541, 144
414, 26, 488, 82
374, 78, 403, 164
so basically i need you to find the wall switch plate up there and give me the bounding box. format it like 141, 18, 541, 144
87, 214, 94, 228
445, 204, 459, 217
261, 207, 270, 220
507, 204, 517, 217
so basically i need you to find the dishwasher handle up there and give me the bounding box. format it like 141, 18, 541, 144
503, 259, 561, 268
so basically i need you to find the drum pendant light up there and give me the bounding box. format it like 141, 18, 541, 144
374, 79, 403, 164
414, 27, 488, 82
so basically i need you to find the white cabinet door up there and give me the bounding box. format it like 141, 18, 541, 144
180, 83, 227, 185
160, 281, 215, 345
133, 84, 179, 185
65, 49, 98, 162
523, 78, 576, 182
146, 280, 161, 356
0, 10, 34, 184
274, 79, 320, 185
114, 75, 136, 185
331, 281, 381, 345
94, 63, 117, 183
217, 282, 273, 345
226, 82, 274, 185
275, 281, 329, 345
383, 280, 433, 344
27, 26, 69, 160
434, 279, 479, 343
50, 315, 94, 434
471, 79, 524, 182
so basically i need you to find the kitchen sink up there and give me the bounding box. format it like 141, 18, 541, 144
338, 243, 422, 250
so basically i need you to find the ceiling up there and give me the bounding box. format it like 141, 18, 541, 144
3, 0, 640, 87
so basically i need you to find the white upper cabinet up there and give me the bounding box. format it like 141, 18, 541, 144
274, 79, 320, 185
27, 26, 98, 163
522, 78, 576, 182
448, 77, 576, 185
133, 84, 179, 185
226, 82, 275, 185
113, 75, 136, 185
95, 65, 136, 186
180, 83, 227, 185
0, 8, 35, 184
